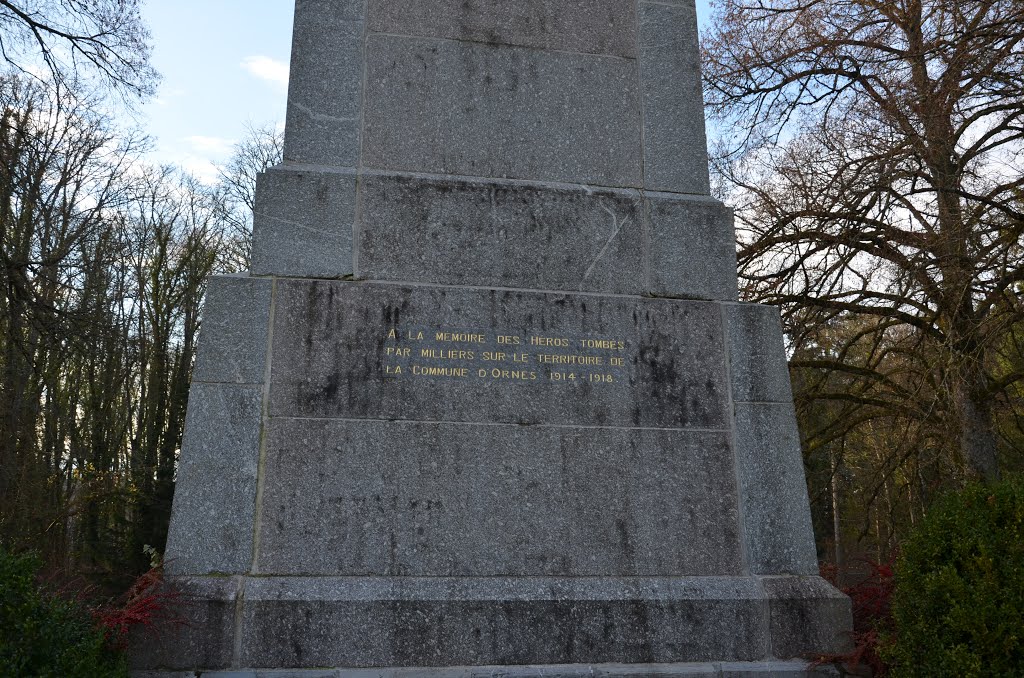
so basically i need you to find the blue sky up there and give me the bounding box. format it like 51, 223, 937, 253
141, 1, 714, 180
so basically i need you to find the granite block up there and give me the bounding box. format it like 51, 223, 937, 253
356, 173, 644, 293
733, 404, 818, 576
720, 661, 841, 678
237, 576, 769, 667
724, 304, 794, 404
283, 0, 364, 166
268, 281, 730, 429
639, 2, 710, 194
192, 275, 272, 384
337, 666, 718, 678
128, 576, 238, 671
164, 383, 263, 575
132, 664, 842, 678
646, 194, 738, 301
366, 0, 637, 58
761, 577, 854, 659
251, 167, 356, 277
255, 419, 741, 576
362, 35, 642, 187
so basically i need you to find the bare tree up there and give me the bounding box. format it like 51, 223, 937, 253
213, 122, 283, 270
702, 0, 1024, 482
0, 0, 157, 99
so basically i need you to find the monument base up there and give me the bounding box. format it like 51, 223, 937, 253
131, 275, 851, 672
131, 574, 848, 671
134, 660, 844, 678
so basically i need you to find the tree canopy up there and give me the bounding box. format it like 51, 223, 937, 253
703, 0, 1024, 557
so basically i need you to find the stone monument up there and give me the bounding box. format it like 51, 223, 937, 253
134, 0, 852, 674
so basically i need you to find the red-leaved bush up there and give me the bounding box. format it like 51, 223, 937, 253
818, 558, 896, 676
92, 566, 183, 650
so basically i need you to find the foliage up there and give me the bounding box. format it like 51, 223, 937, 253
0, 546, 127, 677
0, 70, 275, 584
819, 559, 895, 676
884, 476, 1024, 677
93, 562, 182, 651
703, 0, 1024, 564
0, 0, 158, 101
704, 0, 1024, 480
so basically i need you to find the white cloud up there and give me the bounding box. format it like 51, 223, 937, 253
241, 55, 289, 88
179, 155, 221, 184
184, 135, 235, 156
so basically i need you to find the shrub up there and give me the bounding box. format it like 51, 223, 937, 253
0, 547, 127, 678
884, 476, 1024, 677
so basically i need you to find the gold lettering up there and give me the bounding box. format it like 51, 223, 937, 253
386, 346, 411, 357
420, 348, 474, 360
411, 365, 468, 377
497, 335, 521, 345
535, 353, 604, 365
434, 331, 485, 343
530, 336, 569, 347
386, 329, 397, 339
580, 338, 625, 350
481, 351, 507, 362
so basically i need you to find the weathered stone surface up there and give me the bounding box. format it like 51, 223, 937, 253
719, 661, 842, 678
132, 662, 843, 678
251, 167, 356, 278
268, 281, 730, 429
256, 419, 741, 576
638, 2, 710, 194
237, 577, 769, 667
283, 0, 363, 167
362, 36, 642, 187
646, 194, 738, 301
128, 576, 238, 671
192, 275, 272, 385
733, 404, 818, 576
366, 0, 637, 58
762, 577, 854, 659
164, 383, 263, 576
724, 304, 793, 404
356, 173, 644, 293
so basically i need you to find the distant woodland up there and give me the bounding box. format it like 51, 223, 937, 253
0, 0, 1022, 590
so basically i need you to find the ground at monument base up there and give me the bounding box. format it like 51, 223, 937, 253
132, 660, 844, 677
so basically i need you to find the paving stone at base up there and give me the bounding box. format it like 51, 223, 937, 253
133, 664, 843, 678
236, 577, 770, 667
255, 419, 742, 577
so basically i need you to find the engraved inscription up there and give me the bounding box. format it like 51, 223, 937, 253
381, 326, 630, 384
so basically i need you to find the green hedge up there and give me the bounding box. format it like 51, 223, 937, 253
0, 548, 127, 677
885, 476, 1024, 677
